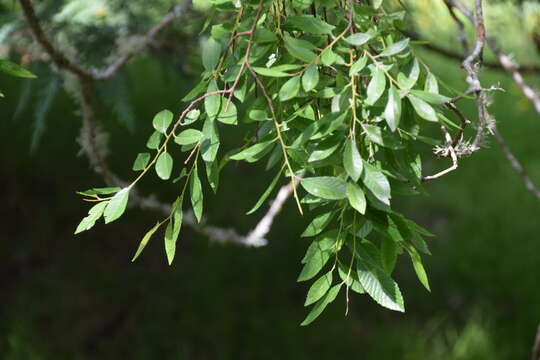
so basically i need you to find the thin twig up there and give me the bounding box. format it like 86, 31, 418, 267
486, 38, 540, 115
532, 323, 540, 360
493, 129, 540, 201
18, 0, 93, 79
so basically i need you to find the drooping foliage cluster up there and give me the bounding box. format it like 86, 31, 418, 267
72, 0, 468, 324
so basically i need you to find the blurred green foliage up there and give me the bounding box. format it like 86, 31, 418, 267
1, 0, 540, 359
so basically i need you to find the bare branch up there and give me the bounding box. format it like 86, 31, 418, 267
486, 38, 540, 115
532, 323, 540, 360
493, 129, 540, 201
18, 0, 93, 80
422, 129, 459, 181
93, 0, 192, 80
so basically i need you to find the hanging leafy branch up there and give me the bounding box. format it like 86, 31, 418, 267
11, 0, 540, 325
71, 0, 478, 324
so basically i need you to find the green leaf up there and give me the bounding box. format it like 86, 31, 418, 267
349, 56, 368, 76
409, 90, 451, 105
252, 65, 301, 77
347, 182, 366, 214
301, 211, 334, 238
201, 116, 220, 162
357, 261, 404, 312
384, 86, 402, 132
345, 32, 374, 46
300, 284, 341, 326
380, 236, 398, 273
405, 244, 430, 291
302, 65, 319, 92
286, 15, 335, 35
307, 140, 340, 163
131, 221, 162, 262
103, 188, 130, 224
246, 168, 283, 215
0, 59, 37, 78
397, 58, 420, 89
175, 129, 204, 145
230, 140, 274, 161
366, 66, 386, 105
338, 263, 365, 294
305, 271, 333, 306
321, 49, 338, 66
146, 131, 162, 149
284, 35, 316, 63
132, 153, 151, 171
300, 177, 347, 200
343, 139, 363, 182
217, 100, 237, 125
424, 72, 439, 93
362, 162, 391, 206
184, 109, 200, 125
202, 37, 222, 72
292, 0, 313, 11
77, 187, 121, 197
298, 247, 332, 282
164, 197, 183, 265
379, 38, 410, 57
190, 167, 203, 223
75, 201, 107, 234
205, 159, 220, 193
152, 109, 173, 134
205, 80, 221, 120
279, 76, 301, 101
362, 123, 404, 149
409, 95, 439, 122
155, 151, 173, 180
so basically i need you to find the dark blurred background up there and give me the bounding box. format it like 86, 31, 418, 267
1, 0, 540, 359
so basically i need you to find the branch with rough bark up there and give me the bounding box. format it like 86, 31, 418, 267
442, 0, 540, 201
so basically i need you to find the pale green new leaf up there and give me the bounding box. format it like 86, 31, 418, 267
155, 151, 173, 180
190, 167, 203, 223
132, 152, 151, 171
175, 129, 204, 145
103, 188, 130, 224
384, 86, 401, 132
132, 221, 162, 262
409, 90, 451, 105
152, 109, 173, 134
146, 131, 162, 149
75, 201, 108, 234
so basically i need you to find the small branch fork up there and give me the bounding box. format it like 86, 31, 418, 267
18, 0, 292, 247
